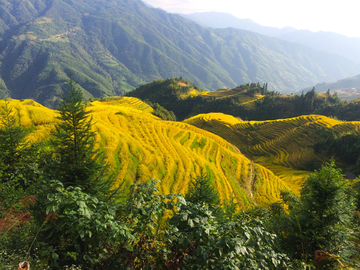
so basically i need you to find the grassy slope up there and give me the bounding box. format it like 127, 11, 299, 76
184, 113, 360, 194
1, 98, 295, 207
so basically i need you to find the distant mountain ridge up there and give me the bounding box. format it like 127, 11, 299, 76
1, 0, 360, 107
182, 12, 297, 37
184, 12, 360, 64
301, 74, 360, 101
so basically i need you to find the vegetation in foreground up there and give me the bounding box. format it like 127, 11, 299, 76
1, 79, 360, 269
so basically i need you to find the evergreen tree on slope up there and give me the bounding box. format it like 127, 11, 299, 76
46, 75, 115, 197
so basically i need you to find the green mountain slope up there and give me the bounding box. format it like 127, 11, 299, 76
1, 0, 360, 107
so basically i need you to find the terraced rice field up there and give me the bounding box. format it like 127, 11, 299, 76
0, 99, 58, 143
0, 98, 293, 207
91, 97, 154, 113
180, 88, 264, 109
184, 113, 360, 194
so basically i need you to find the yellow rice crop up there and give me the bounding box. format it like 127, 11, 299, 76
1, 98, 311, 208
185, 113, 360, 196
0, 99, 57, 142
180, 88, 264, 109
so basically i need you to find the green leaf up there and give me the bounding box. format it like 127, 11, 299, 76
76, 201, 87, 208
166, 201, 173, 209
181, 238, 191, 247
52, 252, 59, 260
188, 218, 194, 227
214, 248, 222, 257
124, 242, 133, 251
80, 208, 91, 219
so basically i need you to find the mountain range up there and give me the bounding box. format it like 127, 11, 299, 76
184, 12, 360, 65
182, 12, 297, 37
301, 74, 360, 100
1, 0, 360, 107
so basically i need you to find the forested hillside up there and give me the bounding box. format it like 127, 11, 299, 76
1, 0, 360, 107
128, 78, 360, 121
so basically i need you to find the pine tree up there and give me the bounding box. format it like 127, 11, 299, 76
186, 171, 220, 205
0, 100, 35, 189
269, 160, 358, 268
298, 160, 356, 262
47, 75, 115, 196
326, 88, 331, 97
185, 171, 223, 218
0, 100, 27, 169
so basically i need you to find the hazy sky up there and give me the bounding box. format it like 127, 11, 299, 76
142, 0, 360, 38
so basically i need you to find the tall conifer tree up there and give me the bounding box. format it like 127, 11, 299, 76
0, 100, 27, 169
47, 75, 114, 196
185, 171, 223, 218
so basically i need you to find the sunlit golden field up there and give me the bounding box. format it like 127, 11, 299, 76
185, 113, 360, 195
1, 98, 296, 208
0, 99, 58, 143
180, 87, 264, 109
90, 96, 154, 113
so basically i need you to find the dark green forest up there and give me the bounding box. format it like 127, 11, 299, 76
314, 130, 360, 175
1, 79, 360, 269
